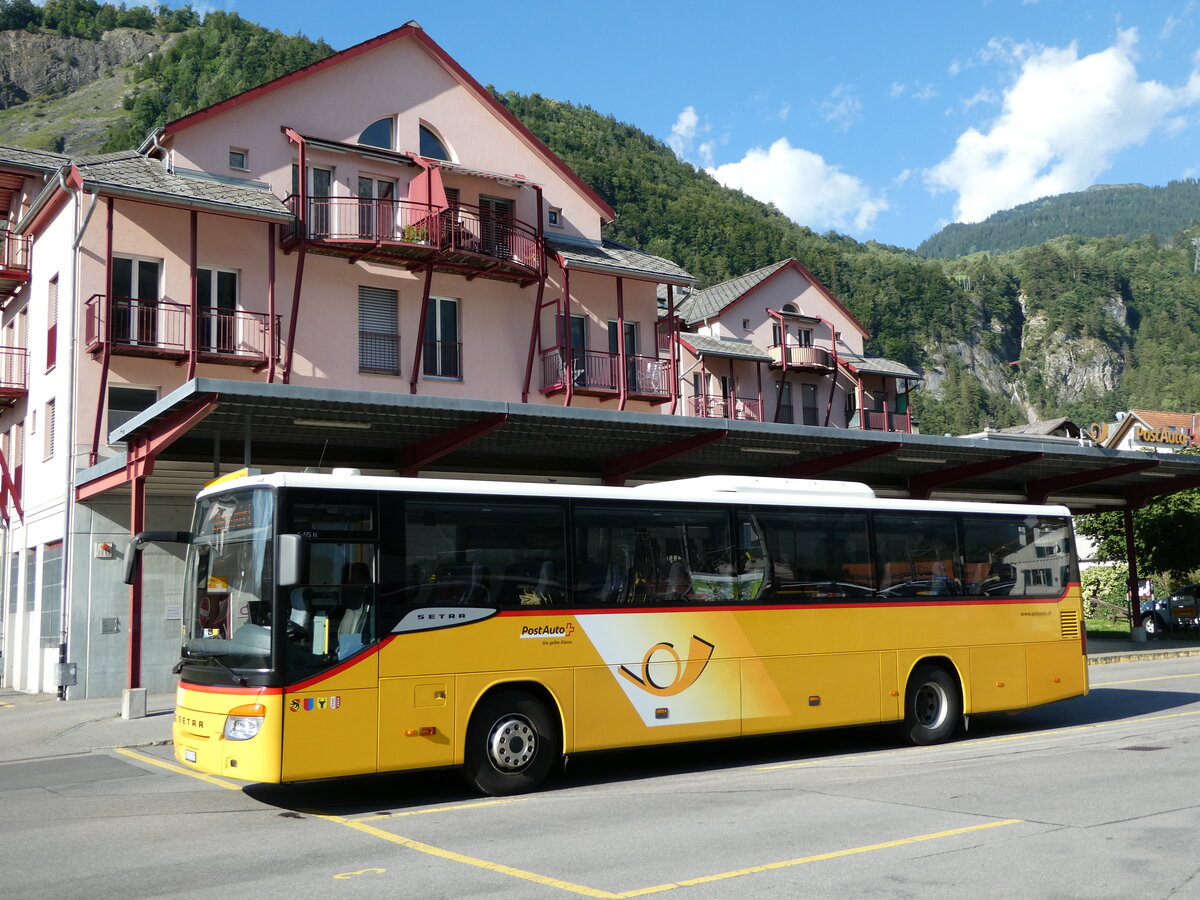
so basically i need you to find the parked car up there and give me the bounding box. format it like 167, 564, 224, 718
1141, 585, 1200, 636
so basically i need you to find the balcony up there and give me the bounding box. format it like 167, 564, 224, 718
0, 345, 27, 405
690, 394, 763, 422
850, 408, 913, 434
0, 229, 31, 300
282, 196, 543, 285
540, 349, 671, 402
769, 343, 834, 372
84, 295, 280, 368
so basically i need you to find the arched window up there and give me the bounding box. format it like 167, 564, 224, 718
419, 124, 451, 161
781, 303, 800, 315
358, 117, 394, 150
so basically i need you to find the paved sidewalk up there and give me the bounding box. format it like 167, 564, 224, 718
0, 690, 175, 764
1, 636, 1198, 766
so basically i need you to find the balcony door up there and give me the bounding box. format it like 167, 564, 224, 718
293, 165, 333, 237
357, 177, 395, 241
423, 296, 460, 379
478, 195, 512, 258
608, 320, 638, 391
111, 256, 161, 345
197, 268, 238, 353
801, 382, 819, 426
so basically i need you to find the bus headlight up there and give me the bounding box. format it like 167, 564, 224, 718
223, 704, 266, 741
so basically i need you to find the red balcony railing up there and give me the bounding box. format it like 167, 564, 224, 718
540, 348, 618, 394
539, 348, 670, 400
197, 308, 279, 361
85, 295, 279, 365
690, 394, 763, 421
625, 355, 671, 398
283, 196, 542, 277
769, 344, 834, 370
0, 345, 27, 403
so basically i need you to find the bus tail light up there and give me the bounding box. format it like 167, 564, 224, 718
224, 704, 266, 741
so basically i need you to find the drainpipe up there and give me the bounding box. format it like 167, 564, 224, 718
61, 173, 83, 699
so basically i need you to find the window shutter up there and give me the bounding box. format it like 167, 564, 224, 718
358, 286, 400, 374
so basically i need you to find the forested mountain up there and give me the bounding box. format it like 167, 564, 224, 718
918, 181, 1200, 258
5, 4, 1200, 437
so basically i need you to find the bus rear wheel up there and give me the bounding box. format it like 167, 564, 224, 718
464, 690, 560, 796
903, 663, 961, 745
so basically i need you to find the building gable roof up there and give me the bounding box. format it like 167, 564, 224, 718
156, 22, 616, 224
549, 237, 693, 285
16, 151, 290, 236
677, 258, 869, 337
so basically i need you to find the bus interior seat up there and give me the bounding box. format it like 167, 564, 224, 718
289, 589, 313, 633
337, 563, 373, 657
435, 562, 489, 604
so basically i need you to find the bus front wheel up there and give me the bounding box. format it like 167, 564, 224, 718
464, 690, 561, 796
902, 664, 961, 745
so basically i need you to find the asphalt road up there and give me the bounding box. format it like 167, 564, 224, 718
4, 657, 1200, 899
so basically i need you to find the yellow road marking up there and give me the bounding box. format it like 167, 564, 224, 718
114, 747, 244, 791
625, 819, 1024, 896
315, 812, 1023, 898
0, 701, 13, 709
317, 812, 619, 898
1092, 671, 1200, 687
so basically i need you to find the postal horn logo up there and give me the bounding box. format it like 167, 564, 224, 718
618, 635, 715, 697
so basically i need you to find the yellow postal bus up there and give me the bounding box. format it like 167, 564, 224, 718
135, 470, 1088, 795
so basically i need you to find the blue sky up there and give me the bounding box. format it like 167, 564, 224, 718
204, 1, 1200, 249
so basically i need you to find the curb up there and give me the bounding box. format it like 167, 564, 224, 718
1088, 648, 1200, 665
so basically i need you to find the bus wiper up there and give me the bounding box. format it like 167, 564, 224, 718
185, 651, 248, 686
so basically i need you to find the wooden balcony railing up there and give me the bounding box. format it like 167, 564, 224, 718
0, 345, 27, 403
850, 409, 913, 434
283, 196, 542, 279
768, 344, 834, 370
690, 394, 763, 421
84, 295, 279, 366
0, 229, 32, 298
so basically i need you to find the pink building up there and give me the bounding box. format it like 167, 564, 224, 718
675, 259, 919, 431
0, 24, 921, 698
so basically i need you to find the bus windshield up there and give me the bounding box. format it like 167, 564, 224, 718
181, 488, 275, 672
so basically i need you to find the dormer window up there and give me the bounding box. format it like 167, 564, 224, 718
419, 124, 451, 161
359, 117, 394, 150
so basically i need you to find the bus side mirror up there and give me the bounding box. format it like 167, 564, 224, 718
123, 531, 191, 585
277, 534, 304, 588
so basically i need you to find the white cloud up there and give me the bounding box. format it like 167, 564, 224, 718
820, 84, 862, 131
706, 138, 887, 233
925, 29, 1200, 223
668, 106, 699, 157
